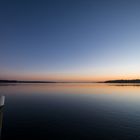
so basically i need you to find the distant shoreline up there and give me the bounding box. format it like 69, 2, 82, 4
104, 79, 140, 83
0, 80, 96, 83
0, 80, 57, 83
1, 79, 140, 84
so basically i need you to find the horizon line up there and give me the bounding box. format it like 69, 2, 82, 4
1, 79, 140, 83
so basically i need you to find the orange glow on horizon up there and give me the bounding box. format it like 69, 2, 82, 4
1, 73, 140, 82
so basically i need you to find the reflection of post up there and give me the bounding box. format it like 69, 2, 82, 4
0, 96, 5, 140
0, 108, 3, 139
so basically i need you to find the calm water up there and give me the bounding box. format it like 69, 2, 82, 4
1, 83, 140, 140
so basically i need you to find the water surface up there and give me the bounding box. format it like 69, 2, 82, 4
0, 83, 140, 140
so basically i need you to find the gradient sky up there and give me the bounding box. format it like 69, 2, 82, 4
0, 0, 140, 81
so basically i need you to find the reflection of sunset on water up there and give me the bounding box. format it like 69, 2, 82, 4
1, 83, 140, 103
1, 83, 140, 139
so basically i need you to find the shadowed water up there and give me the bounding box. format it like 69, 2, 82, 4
0, 83, 140, 140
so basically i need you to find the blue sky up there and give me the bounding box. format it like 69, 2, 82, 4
0, 0, 140, 81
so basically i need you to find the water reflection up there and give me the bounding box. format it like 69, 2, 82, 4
0, 107, 4, 140
1, 83, 140, 140
107, 83, 140, 86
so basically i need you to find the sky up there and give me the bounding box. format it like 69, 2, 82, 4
0, 0, 140, 82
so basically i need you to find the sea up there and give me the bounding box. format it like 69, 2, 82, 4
0, 83, 140, 140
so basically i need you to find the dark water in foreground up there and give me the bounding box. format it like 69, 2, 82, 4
0, 83, 140, 140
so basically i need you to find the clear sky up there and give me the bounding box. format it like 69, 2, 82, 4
0, 0, 140, 82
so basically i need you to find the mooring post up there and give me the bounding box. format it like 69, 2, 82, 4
0, 96, 5, 107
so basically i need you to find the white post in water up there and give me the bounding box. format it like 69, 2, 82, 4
0, 96, 5, 107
